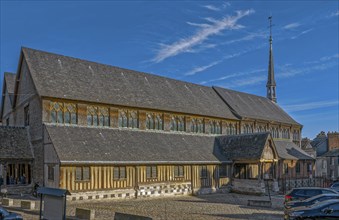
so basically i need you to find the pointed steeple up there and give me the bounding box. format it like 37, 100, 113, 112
267, 16, 277, 103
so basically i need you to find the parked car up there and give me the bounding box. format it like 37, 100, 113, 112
284, 199, 339, 220
0, 207, 23, 220
284, 193, 339, 210
284, 187, 338, 203
329, 181, 339, 192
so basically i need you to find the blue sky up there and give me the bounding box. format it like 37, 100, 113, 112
0, 1, 338, 139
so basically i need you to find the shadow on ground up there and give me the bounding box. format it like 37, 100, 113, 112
203, 212, 283, 220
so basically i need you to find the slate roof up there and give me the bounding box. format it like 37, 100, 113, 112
22, 47, 237, 119
274, 140, 314, 160
1, 73, 16, 119
213, 86, 300, 125
216, 133, 271, 161
44, 125, 229, 164
4, 72, 16, 95
322, 149, 339, 157
311, 135, 328, 156
0, 126, 33, 160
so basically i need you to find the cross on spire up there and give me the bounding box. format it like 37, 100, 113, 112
268, 16, 273, 39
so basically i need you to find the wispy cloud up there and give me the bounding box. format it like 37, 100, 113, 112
330, 10, 339, 17
184, 60, 221, 76
212, 53, 338, 88
203, 5, 221, 11
186, 43, 266, 78
291, 28, 313, 39
203, 2, 230, 11
152, 9, 255, 63
283, 22, 301, 29
282, 100, 339, 112
304, 54, 339, 65
223, 31, 266, 45
278, 54, 338, 78
228, 75, 266, 87
200, 68, 265, 84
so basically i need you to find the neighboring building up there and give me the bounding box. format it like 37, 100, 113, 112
312, 132, 339, 180
0, 126, 34, 194
0, 41, 314, 199
301, 138, 317, 159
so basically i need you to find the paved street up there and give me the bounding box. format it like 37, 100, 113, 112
3, 193, 284, 219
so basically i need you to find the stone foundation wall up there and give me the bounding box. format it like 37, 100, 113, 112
137, 182, 191, 198
67, 182, 192, 201
193, 187, 216, 195
231, 179, 265, 195
2, 185, 33, 195
67, 188, 135, 201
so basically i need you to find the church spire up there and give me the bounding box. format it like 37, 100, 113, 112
267, 16, 277, 103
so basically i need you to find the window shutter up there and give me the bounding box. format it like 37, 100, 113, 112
174, 166, 179, 177
114, 167, 120, 180
83, 167, 90, 180
76, 167, 82, 180
120, 167, 126, 179
152, 166, 157, 178
179, 166, 184, 177
146, 166, 151, 178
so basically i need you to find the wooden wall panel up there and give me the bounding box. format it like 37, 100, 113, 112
60, 164, 218, 192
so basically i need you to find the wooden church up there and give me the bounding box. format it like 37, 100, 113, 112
0, 33, 314, 200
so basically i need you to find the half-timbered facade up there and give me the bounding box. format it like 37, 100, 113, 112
0, 47, 314, 199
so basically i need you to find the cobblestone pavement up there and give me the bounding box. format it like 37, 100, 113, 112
2, 193, 285, 219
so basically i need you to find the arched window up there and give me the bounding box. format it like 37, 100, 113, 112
146, 113, 154, 129
282, 128, 290, 139
276, 128, 280, 138
129, 111, 138, 128
87, 105, 98, 126
197, 119, 204, 133
215, 121, 221, 134
243, 124, 252, 134
191, 118, 204, 133
178, 116, 185, 132
155, 114, 163, 130
170, 116, 177, 131
146, 113, 163, 130
210, 121, 221, 134
119, 110, 128, 128
293, 130, 299, 141
191, 119, 197, 133
170, 115, 185, 132
230, 124, 236, 135
50, 102, 77, 124
98, 107, 109, 126
226, 124, 230, 135
257, 126, 265, 133
51, 102, 63, 123
210, 121, 215, 134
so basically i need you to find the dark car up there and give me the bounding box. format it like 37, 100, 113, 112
330, 182, 339, 192
284, 199, 339, 220
284, 193, 339, 210
0, 207, 23, 220
284, 187, 338, 203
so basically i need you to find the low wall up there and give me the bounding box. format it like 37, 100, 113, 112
68, 188, 135, 201
231, 179, 265, 195
1, 184, 32, 195
137, 182, 191, 198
